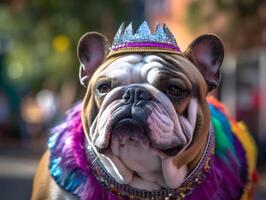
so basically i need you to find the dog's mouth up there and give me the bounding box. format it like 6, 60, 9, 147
95, 117, 183, 157
112, 118, 147, 141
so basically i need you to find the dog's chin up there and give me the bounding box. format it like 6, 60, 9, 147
110, 118, 154, 157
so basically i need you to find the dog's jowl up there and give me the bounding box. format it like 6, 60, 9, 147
32, 22, 257, 200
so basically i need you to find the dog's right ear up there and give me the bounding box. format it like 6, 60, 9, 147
77, 32, 110, 87
184, 34, 224, 92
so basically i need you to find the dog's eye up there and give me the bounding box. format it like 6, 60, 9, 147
97, 83, 111, 94
166, 85, 184, 97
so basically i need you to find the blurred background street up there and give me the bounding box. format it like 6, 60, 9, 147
0, 0, 266, 199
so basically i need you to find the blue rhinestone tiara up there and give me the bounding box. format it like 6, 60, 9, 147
109, 21, 181, 53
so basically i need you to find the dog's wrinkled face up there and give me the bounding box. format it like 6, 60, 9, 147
93, 55, 196, 155
78, 33, 224, 191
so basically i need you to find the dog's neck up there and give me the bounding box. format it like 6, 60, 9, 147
86, 124, 215, 199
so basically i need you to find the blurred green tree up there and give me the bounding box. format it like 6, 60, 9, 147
0, 0, 127, 92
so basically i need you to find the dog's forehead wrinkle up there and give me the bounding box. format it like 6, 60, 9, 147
100, 57, 146, 84
112, 54, 143, 64
100, 63, 131, 77
141, 61, 164, 83
143, 54, 164, 63
101, 54, 186, 86
132, 62, 145, 83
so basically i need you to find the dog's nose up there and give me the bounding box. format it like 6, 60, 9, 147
122, 86, 152, 104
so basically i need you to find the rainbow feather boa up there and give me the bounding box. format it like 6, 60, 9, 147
48, 97, 257, 200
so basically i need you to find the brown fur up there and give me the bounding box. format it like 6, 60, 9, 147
32, 151, 51, 200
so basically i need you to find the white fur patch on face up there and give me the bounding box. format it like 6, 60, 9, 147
90, 54, 199, 190
99, 54, 144, 84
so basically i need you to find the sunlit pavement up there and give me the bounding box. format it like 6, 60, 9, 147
0, 141, 265, 200
0, 157, 38, 199
0, 139, 44, 200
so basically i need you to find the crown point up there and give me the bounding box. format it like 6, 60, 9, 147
113, 23, 125, 44
124, 23, 133, 35
163, 24, 177, 45
136, 21, 151, 35
122, 23, 134, 42
154, 24, 168, 42
155, 24, 164, 35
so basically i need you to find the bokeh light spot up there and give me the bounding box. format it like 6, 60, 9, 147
7, 62, 24, 79
52, 35, 70, 53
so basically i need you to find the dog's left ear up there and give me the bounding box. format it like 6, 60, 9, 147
184, 34, 224, 91
77, 32, 110, 87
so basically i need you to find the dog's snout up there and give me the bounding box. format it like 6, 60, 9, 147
122, 86, 152, 104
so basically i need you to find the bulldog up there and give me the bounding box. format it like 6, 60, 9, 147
32, 22, 256, 200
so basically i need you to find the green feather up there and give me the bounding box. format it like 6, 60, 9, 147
212, 117, 236, 162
